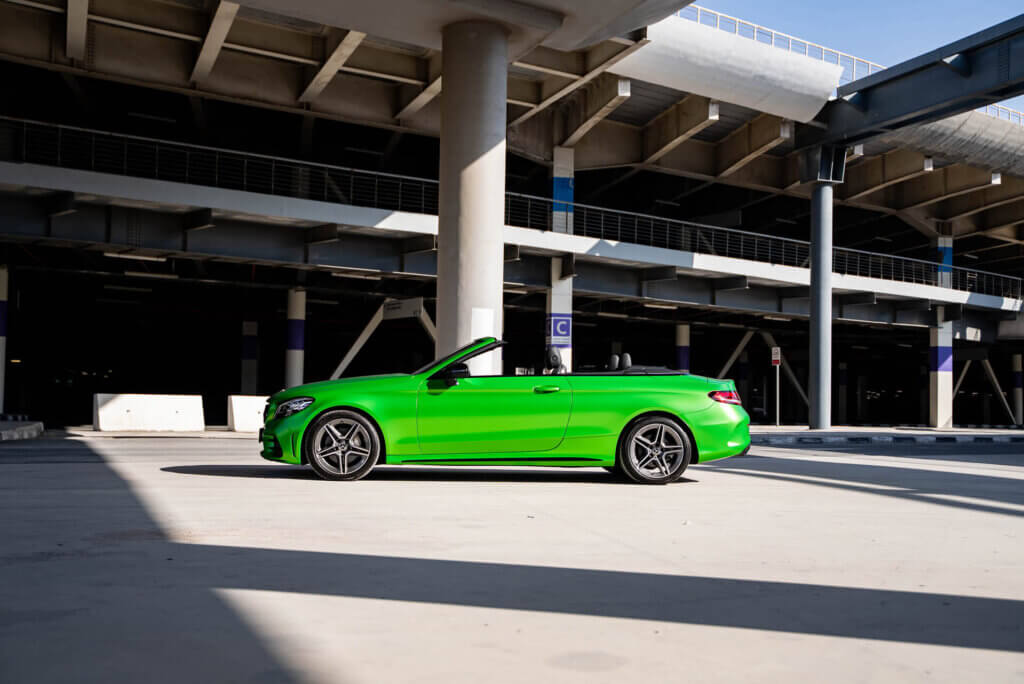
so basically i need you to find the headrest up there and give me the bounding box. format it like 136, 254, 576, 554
546, 346, 563, 370
607, 354, 620, 371
619, 353, 632, 370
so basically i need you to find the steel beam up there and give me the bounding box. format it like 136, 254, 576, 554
716, 116, 793, 178
562, 75, 630, 147
812, 13, 1024, 145
642, 96, 719, 164
299, 29, 366, 104
65, 0, 89, 61
190, 1, 240, 85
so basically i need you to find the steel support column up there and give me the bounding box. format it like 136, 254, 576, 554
809, 182, 833, 429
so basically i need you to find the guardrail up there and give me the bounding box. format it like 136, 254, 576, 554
678, 4, 1024, 126
0, 117, 1019, 300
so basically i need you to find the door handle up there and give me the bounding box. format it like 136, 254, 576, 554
533, 385, 561, 394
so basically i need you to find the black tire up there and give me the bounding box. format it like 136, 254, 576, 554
616, 415, 692, 485
304, 409, 381, 481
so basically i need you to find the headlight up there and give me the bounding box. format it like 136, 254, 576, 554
274, 397, 314, 419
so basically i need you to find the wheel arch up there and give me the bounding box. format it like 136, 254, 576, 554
299, 405, 388, 465
616, 410, 700, 465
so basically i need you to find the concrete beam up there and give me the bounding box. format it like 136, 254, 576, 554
643, 96, 719, 165
561, 75, 630, 147
937, 175, 1024, 222
510, 36, 648, 126
190, 1, 240, 85
837, 292, 877, 306
712, 276, 749, 292
716, 116, 793, 178
640, 266, 677, 283
184, 208, 215, 231
892, 166, 1001, 211
394, 54, 442, 120
65, 0, 89, 62
839, 149, 934, 202
306, 224, 342, 245
299, 29, 366, 104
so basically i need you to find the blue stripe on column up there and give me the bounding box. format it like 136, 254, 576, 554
552, 177, 574, 214
286, 319, 305, 351
929, 345, 952, 373
1014, 371, 1023, 389
676, 346, 690, 372
937, 245, 953, 274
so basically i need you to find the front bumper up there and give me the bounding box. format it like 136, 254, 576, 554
259, 412, 309, 464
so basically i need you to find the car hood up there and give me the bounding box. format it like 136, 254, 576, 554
272, 373, 409, 401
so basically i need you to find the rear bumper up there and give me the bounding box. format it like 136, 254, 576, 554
688, 403, 750, 463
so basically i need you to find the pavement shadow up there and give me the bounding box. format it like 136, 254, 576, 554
162, 464, 692, 485
3, 438, 1023, 684
707, 451, 1024, 518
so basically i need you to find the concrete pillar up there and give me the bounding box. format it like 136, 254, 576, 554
855, 374, 867, 423
546, 258, 573, 371
836, 361, 848, 425
934, 228, 953, 288
736, 350, 749, 403
809, 182, 833, 429
552, 146, 574, 234
285, 288, 305, 388
1013, 353, 1022, 425
241, 321, 259, 394
435, 21, 508, 376
0, 266, 7, 414
675, 323, 690, 373
929, 319, 953, 428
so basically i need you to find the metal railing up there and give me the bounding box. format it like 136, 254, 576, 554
0, 117, 1019, 300
678, 4, 1024, 126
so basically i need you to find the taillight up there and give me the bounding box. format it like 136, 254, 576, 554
709, 390, 742, 405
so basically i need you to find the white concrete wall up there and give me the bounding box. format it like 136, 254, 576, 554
228, 395, 270, 433
93, 394, 205, 432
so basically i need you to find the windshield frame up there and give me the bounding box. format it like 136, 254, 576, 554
410, 337, 501, 376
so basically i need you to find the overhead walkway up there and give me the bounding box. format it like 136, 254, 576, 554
0, 117, 1019, 329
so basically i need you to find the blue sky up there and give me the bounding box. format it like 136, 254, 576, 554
693, 0, 1024, 110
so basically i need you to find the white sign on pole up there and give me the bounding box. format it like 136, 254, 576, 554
771, 346, 781, 366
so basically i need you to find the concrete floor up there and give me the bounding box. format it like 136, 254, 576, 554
1, 437, 1023, 683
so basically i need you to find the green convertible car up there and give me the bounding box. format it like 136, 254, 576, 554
260, 337, 749, 484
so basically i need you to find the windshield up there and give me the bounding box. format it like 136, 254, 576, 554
410, 338, 495, 375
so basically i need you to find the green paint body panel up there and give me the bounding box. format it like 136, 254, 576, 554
260, 338, 749, 469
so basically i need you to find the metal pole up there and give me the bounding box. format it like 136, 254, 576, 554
809, 182, 833, 429
775, 364, 780, 427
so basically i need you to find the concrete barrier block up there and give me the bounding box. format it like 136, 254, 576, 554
228, 395, 269, 432
93, 394, 205, 432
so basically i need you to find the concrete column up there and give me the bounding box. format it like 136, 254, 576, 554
241, 321, 259, 394
929, 318, 953, 428
675, 323, 690, 373
934, 229, 953, 288
435, 21, 508, 376
1013, 353, 1022, 425
285, 288, 305, 388
552, 146, 574, 234
809, 182, 833, 429
546, 258, 573, 371
836, 361, 848, 425
0, 267, 7, 414
736, 350, 749, 403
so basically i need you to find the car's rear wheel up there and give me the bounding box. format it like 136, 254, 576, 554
617, 415, 691, 484
304, 409, 380, 481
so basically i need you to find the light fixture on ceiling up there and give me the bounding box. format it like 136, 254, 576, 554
104, 252, 167, 262
596, 311, 629, 319
643, 302, 676, 310
124, 271, 178, 280
764, 315, 791, 322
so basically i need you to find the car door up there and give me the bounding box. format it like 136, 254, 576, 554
416, 375, 572, 455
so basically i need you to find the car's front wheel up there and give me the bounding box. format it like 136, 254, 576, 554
617, 415, 691, 484
304, 409, 380, 481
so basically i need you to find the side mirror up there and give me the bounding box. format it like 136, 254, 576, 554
443, 362, 470, 386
